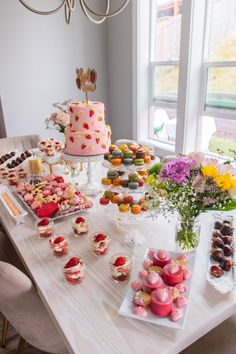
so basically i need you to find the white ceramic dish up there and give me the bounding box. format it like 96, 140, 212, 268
0, 185, 27, 224
207, 214, 235, 294
119, 248, 195, 329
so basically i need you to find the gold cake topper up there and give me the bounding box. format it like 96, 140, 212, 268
76, 67, 97, 103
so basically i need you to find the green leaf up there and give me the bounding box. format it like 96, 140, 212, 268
224, 160, 231, 165
147, 162, 163, 176
210, 199, 236, 212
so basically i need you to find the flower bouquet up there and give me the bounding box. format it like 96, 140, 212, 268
146, 153, 236, 251
45, 101, 71, 133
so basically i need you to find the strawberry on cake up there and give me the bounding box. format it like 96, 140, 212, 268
91, 233, 110, 255
49, 235, 68, 256
72, 216, 88, 235
64, 257, 85, 284
36, 218, 54, 238
64, 101, 111, 156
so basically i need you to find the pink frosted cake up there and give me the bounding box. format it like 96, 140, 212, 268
64, 101, 111, 156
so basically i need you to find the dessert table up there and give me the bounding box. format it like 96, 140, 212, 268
0, 183, 236, 354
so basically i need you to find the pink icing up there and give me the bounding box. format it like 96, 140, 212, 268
176, 283, 187, 293
168, 264, 179, 275
133, 306, 147, 317
177, 253, 188, 262
170, 309, 183, 322
157, 249, 167, 260
143, 259, 153, 270
131, 281, 142, 292
148, 248, 155, 260
176, 296, 188, 308
139, 270, 148, 279
183, 269, 192, 280
155, 289, 169, 302
147, 272, 160, 285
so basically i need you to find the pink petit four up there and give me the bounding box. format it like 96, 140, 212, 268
150, 288, 173, 317
50, 235, 68, 256
133, 291, 151, 308
153, 249, 171, 268
176, 296, 188, 308
110, 254, 132, 282
133, 306, 148, 317
64, 257, 85, 284
72, 216, 88, 236
170, 309, 183, 322
131, 280, 142, 292
139, 270, 148, 279
163, 263, 184, 286
92, 233, 110, 255
142, 272, 163, 294
36, 218, 54, 238
143, 259, 153, 270
183, 269, 192, 280
176, 283, 187, 293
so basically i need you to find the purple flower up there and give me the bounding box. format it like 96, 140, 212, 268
160, 158, 195, 185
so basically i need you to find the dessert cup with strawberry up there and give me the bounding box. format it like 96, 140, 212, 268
110, 254, 132, 282
72, 216, 88, 236
64, 257, 85, 285
91, 233, 110, 255
36, 218, 54, 238
49, 235, 69, 256
150, 288, 173, 317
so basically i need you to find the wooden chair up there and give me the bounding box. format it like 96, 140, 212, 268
0, 134, 41, 154
0, 262, 68, 354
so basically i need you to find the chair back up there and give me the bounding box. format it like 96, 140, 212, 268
0, 135, 41, 154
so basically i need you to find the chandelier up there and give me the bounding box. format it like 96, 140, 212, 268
18, 0, 130, 24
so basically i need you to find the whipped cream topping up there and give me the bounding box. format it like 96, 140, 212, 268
73, 221, 88, 233
65, 262, 85, 277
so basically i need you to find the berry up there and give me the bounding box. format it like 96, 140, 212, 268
38, 218, 49, 227
211, 248, 224, 262
223, 245, 234, 257
222, 236, 233, 245
214, 221, 222, 230
94, 233, 106, 242
220, 259, 233, 271
54, 176, 64, 183
83, 123, 89, 129
64, 257, 80, 269
75, 217, 85, 224
210, 265, 223, 278
114, 256, 126, 267
212, 237, 224, 249
53, 236, 65, 244
85, 134, 92, 140
220, 224, 233, 236
69, 136, 74, 143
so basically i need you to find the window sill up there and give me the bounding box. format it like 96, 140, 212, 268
138, 138, 176, 158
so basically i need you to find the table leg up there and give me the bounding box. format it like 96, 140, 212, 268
17, 337, 26, 354
1, 316, 9, 348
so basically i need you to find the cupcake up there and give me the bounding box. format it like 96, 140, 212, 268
110, 254, 132, 282
72, 216, 88, 235
64, 257, 85, 284
36, 218, 54, 238
91, 233, 110, 255
142, 272, 163, 294
150, 288, 173, 317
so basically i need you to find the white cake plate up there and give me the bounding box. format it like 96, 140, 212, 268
62, 153, 104, 196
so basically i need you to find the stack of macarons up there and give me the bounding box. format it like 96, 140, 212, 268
104, 143, 155, 168
101, 170, 147, 190
99, 191, 148, 215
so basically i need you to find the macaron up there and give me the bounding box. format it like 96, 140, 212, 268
111, 158, 122, 167
112, 177, 121, 187
102, 178, 112, 186
138, 179, 145, 187
129, 144, 139, 152
141, 146, 150, 154
107, 170, 119, 180
121, 179, 129, 188
123, 195, 134, 204
130, 200, 139, 206
123, 158, 133, 166
119, 203, 130, 213
118, 144, 128, 151
104, 152, 110, 160
128, 172, 140, 182
108, 154, 113, 162
104, 191, 114, 199
134, 158, 144, 166
112, 149, 123, 158
111, 194, 121, 204
109, 145, 118, 153
100, 197, 110, 205
128, 181, 139, 190
149, 152, 156, 160
136, 149, 146, 159
123, 149, 133, 158
131, 205, 142, 215
144, 155, 151, 164
138, 169, 147, 177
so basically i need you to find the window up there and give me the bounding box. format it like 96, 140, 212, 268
134, 0, 236, 159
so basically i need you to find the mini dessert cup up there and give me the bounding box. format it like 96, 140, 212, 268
72, 216, 88, 236
36, 218, 54, 238
110, 254, 132, 282
63, 257, 85, 285
49, 235, 69, 256
91, 233, 110, 255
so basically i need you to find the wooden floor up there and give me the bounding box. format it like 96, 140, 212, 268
1, 312, 236, 354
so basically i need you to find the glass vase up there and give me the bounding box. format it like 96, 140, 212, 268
175, 216, 200, 252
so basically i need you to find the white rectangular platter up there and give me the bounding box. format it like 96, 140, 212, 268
119, 249, 195, 329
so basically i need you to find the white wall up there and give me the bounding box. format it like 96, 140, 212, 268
0, 1, 109, 141
107, 1, 133, 143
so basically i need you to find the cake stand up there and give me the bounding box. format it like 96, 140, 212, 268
62, 152, 103, 196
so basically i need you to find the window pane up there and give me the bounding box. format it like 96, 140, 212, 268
150, 107, 177, 144
205, 67, 236, 110
200, 116, 236, 158
155, 0, 182, 61
154, 65, 179, 102
208, 0, 236, 61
